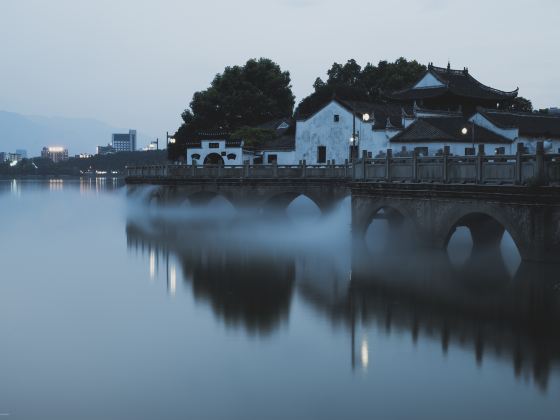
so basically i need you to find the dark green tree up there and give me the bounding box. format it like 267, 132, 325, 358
510, 96, 533, 113
170, 58, 295, 160
295, 58, 426, 118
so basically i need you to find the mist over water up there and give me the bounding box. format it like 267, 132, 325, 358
1, 179, 559, 420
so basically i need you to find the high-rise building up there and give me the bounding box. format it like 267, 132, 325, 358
112, 130, 137, 152
15, 149, 27, 159
41, 146, 68, 163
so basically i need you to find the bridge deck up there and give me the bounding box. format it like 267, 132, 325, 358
125, 151, 560, 187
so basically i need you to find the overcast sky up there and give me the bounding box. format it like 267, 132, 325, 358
1, 0, 559, 140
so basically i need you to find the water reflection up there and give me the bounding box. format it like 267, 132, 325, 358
127, 222, 295, 334
126, 194, 560, 392
351, 247, 560, 391
0, 178, 124, 197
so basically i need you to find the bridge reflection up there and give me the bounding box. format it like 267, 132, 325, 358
126, 209, 560, 392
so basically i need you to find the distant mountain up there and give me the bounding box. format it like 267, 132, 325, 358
0, 111, 153, 157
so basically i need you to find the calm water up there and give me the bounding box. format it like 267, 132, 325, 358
1, 178, 559, 420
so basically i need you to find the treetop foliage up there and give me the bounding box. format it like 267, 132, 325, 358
176, 58, 294, 138
295, 58, 426, 118
230, 127, 276, 147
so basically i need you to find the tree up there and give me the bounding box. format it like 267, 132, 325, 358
170, 58, 295, 160
510, 96, 533, 113
295, 58, 426, 119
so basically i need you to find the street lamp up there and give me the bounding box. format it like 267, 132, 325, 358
350, 108, 369, 162
166, 132, 176, 146
461, 123, 475, 153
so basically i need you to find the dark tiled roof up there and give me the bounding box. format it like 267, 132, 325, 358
389, 64, 519, 101
194, 129, 231, 138
253, 117, 295, 151
252, 134, 295, 151
479, 109, 560, 138
391, 116, 512, 144
186, 118, 295, 150
337, 99, 409, 129
257, 118, 294, 137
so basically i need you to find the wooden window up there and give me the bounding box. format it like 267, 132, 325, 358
333, 114, 340, 122
254, 156, 263, 164
317, 146, 326, 163
227, 153, 237, 160
267, 154, 277, 164
191, 153, 201, 161
209, 142, 219, 148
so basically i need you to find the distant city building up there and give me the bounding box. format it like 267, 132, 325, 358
15, 149, 27, 159
41, 146, 69, 163
96, 144, 116, 155
77, 153, 93, 159
144, 141, 158, 151
0, 152, 25, 163
7, 152, 23, 162
112, 129, 137, 152
549, 107, 560, 115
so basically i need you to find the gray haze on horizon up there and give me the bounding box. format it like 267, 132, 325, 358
1, 0, 559, 147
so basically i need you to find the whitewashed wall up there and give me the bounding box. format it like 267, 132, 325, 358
186, 140, 244, 165
261, 150, 295, 165
294, 100, 400, 164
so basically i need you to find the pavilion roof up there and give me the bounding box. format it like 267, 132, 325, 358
388, 64, 519, 102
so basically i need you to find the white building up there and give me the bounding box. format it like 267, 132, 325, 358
185, 120, 295, 165
112, 130, 137, 152
294, 99, 405, 164
471, 109, 560, 154
180, 64, 560, 163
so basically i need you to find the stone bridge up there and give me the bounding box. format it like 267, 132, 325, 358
351, 183, 560, 263
125, 146, 560, 263
128, 178, 350, 214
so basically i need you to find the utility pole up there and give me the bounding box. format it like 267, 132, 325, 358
472, 121, 475, 150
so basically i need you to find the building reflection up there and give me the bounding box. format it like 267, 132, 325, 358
125, 211, 560, 391
344, 243, 560, 391
126, 220, 295, 335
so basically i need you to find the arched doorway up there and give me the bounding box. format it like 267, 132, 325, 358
204, 153, 225, 166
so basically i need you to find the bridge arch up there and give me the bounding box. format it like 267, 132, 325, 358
186, 190, 237, 210
260, 192, 327, 215
353, 197, 419, 238
360, 203, 420, 255
442, 208, 524, 269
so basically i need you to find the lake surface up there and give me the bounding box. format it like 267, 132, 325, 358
1, 178, 559, 420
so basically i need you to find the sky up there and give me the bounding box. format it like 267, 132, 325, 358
1, 0, 559, 141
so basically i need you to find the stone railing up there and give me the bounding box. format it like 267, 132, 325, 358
126, 143, 560, 186
126, 163, 352, 180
